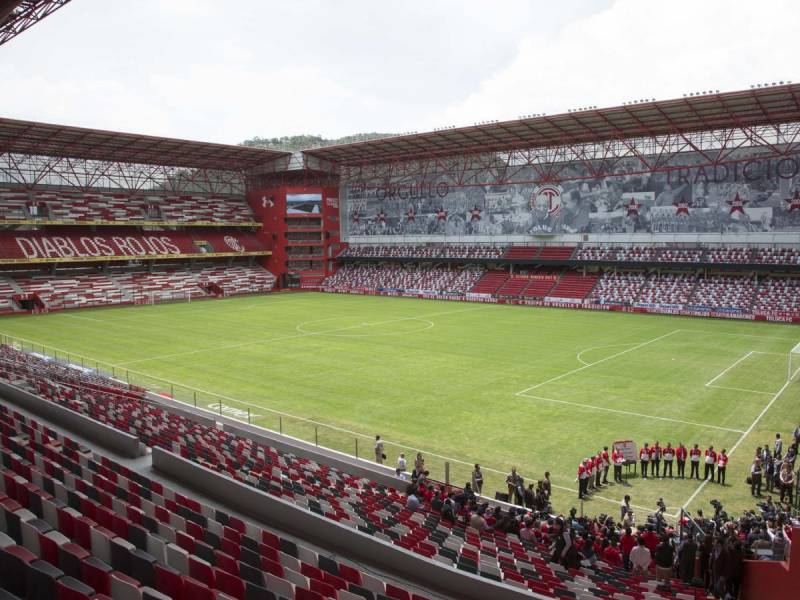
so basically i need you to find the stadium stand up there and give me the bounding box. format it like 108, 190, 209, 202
4, 345, 795, 599
752, 277, 800, 317
0, 189, 256, 224
468, 271, 509, 295
0, 265, 275, 311
625, 273, 696, 307
504, 246, 539, 260
545, 273, 599, 301
323, 264, 483, 295
0, 405, 434, 600
341, 245, 505, 260
589, 272, 647, 305
688, 275, 757, 312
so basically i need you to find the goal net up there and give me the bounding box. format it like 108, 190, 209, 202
790, 341, 800, 382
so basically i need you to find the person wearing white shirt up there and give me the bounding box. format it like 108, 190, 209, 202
630, 537, 651, 580
396, 453, 407, 478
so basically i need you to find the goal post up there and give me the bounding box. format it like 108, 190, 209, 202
789, 341, 800, 382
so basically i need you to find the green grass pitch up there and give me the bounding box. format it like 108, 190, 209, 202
1, 291, 798, 521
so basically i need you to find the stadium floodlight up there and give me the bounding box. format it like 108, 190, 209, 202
789, 341, 800, 382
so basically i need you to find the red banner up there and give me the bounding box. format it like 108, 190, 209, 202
0, 230, 266, 261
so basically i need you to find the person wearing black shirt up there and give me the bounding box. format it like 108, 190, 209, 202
654, 535, 675, 583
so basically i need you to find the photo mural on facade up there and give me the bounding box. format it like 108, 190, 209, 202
342, 147, 800, 236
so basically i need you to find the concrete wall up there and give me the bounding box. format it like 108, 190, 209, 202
0, 380, 144, 458
153, 448, 540, 600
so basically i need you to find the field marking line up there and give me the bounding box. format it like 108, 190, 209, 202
704, 351, 755, 387
680, 374, 795, 512
517, 392, 746, 434
575, 342, 640, 367
516, 329, 681, 395
116, 305, 491, 366
676, 328, 798, 342
705, 385, 774, 396
56, 313, 104, 323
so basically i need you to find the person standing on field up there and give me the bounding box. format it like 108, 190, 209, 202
689, 444, 702, 479
663, 442, 675, 478
676, 443, 687, 478
396, 453, 407, 477
601, 446, 611, 484
716, 449, 728, 485
471, 464, 484, 495
651, 442, 662, 479
750, 457, 763, 496
639, 443, 650, 479
704, 445, 717, 481
374, 435, 384, 464
613, 447, 625, 483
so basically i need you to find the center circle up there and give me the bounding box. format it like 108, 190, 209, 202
296, 316, 434, 337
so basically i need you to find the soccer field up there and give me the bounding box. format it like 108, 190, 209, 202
1, 292, 798, 520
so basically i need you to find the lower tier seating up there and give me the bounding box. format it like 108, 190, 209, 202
0, 346, 720, 600
0, 265, 275, 311
0, 405, 431, 600
322, 265, 482, 295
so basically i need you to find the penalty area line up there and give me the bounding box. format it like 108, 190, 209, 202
517, 329, 681, 395
516, 392, 745, 434
680, 374, 795, 512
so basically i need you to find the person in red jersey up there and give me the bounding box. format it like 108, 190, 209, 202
602, 539, 622, 567
650, 441, 662, 478
587, 456, 596, 492
704, 445, 717, 481
613, 447, 625, 483
578, 459, 589, 499
662, 442, 675, 478
639, 443, 650, 479
689, 443, 702, 479
642, 525, 659, 554
676, 443, 687, 478
716, 448, 728, 485
620, 526, 637, 570
594, 452, 603, 490
601, 446, 611, 484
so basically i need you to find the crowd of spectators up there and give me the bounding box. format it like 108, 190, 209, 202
384, 427, 800, 598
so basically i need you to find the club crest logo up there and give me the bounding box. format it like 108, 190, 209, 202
531, 185, 563, 216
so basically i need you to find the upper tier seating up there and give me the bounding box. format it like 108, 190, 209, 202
0, 405, 431, 600
536, 247, 575, 260
504, 246, 539, 260
322, 264, 483, 295
589, 273, 647, 305
659, 248, 703, 263
706, 247, 754, 264
754, 247, 800, 265
753, 277, 800, 316
0, 346, 721, 600
0, 266, 275, 311
689, 276, 756, 311
343, 245, 505, 260
636, 273, 696, 306
0, 189, 255, 223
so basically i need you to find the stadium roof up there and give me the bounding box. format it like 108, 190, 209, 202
0, 117, 291, 170
305, 83, 800, 166
0, 0, 71, 46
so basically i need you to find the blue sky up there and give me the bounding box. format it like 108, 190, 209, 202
1, 0, 797, 143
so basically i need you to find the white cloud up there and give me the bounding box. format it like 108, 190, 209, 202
1, 0, 796, 143
438, 0, 800, 127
